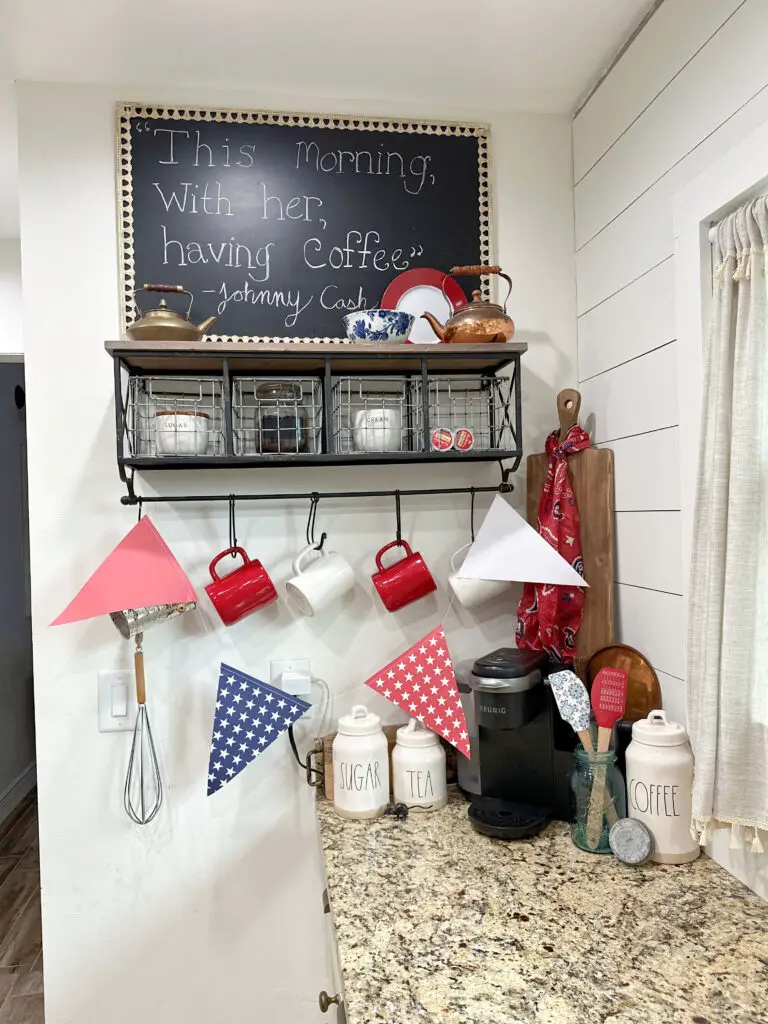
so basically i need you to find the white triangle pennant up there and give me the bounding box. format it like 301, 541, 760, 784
457, 495, 588, 587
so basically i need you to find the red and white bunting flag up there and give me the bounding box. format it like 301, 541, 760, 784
362, 625, 470, 758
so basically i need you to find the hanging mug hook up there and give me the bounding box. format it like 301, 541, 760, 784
469, 487, 476, 543
306, 493, 318, 547
137, 497, 143, 523
229, 495, 237, 556
395, 490, 402, 544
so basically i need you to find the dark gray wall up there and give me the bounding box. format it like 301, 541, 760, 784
0, 361, 35, 817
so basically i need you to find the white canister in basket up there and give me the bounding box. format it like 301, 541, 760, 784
154, 410, 209, 455
392, 719, 447, 810
332, 705, 390, 820
625, 710, 699, 864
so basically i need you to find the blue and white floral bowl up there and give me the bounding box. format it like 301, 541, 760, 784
343, 308, 415, 344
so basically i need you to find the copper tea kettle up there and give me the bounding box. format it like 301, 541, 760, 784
127, 284, 216, 341
422, 265, 515, 344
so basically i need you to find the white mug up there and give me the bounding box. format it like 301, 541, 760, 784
353, 407, 402, 452
448, 543, 512, 608
285, 545, 355, 617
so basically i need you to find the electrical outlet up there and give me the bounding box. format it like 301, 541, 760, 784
270, 657, 312, 696
98, 670, 136, 732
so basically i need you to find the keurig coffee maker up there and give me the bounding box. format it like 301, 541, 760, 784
461, 648, 576, 838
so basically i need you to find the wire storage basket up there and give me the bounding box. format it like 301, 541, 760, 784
333, 377, 423, 454
427, 375, 518, 452
233, 378, 323, 456
126, 376, 225, 457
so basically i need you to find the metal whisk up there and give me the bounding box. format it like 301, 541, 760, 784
124, 632, 163, 825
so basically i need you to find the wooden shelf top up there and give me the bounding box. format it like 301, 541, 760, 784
105, 338, 526, 375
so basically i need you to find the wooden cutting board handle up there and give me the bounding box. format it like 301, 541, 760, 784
557, 389, 582, 439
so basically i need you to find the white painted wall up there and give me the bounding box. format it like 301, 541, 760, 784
17, 81, 576, 1023
0, 238, 22, 356
573, 0, 768, 895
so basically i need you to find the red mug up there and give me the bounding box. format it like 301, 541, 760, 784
371, 540, 437, 612
205, 547, 278, 625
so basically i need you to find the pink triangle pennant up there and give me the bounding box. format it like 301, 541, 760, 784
51, 516, 198, 626
362, 625, 470, 758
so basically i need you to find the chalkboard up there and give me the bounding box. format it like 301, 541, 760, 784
117, 104, 490, 343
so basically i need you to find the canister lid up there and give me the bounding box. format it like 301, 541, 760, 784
396, 719, 440, 748
631, 709, 689, 746
609, 818, 654, 865
337, 704, 382, 736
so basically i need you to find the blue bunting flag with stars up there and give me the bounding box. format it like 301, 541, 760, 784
207, 663, 311, 795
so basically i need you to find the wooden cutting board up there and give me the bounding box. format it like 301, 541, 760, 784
526, 389, 615, 667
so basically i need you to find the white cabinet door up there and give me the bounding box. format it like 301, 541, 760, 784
322, 888, 347, 1023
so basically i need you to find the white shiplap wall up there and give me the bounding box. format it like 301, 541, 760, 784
573, 0, 768, 710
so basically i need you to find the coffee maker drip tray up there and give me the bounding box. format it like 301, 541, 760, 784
468, 797, 551, 840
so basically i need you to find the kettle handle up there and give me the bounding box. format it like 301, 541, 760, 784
449, 266, 513, 312
134, 284, 195, 322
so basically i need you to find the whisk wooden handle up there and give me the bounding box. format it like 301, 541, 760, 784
134, 634, 146, 705
450, 264, 501, 276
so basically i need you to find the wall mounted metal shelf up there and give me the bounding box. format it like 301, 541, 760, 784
106, 339, 526, 499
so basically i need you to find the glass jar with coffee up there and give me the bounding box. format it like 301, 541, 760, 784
254, 382, 308, 454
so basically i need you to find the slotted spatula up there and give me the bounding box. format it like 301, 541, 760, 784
586, 667, 627, 849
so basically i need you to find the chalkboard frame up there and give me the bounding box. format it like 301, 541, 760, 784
116, 103, 491, 344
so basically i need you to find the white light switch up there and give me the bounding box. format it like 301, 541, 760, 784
111, 683, 128, 719
98, 671, 136, 732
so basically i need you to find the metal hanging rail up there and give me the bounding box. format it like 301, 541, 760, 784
120, 480, 513, 507
120, 468, 514, 505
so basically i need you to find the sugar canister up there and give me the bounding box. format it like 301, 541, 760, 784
392, 720, 447, 810
332, 705, 389, 819
625, 710, 699, 864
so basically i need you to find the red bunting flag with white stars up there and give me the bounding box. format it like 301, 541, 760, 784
362, 625, 470, 758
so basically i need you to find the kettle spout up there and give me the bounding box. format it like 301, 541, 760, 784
420, 312, 445, 341
197, 316, 217, 336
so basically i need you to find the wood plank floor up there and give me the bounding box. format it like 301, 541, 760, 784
0, 796, 42, 1024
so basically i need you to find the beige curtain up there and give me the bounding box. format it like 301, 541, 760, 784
687, 195, 768, 852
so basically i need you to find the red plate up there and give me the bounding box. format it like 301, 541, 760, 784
381, 268, 467, 345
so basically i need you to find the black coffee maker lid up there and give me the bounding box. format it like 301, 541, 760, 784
471, 647, 548, 679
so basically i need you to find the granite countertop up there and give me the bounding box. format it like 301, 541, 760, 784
317, 792, 768, 1024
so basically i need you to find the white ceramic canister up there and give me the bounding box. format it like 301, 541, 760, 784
625, 710, 699, 864
392, 720, 447, 810
332, 705, 390, 820
154, 410, 209, 455
353, 407, 402, 452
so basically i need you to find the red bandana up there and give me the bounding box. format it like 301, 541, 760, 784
516, 424, 590, 664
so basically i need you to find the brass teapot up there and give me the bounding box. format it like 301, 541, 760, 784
422, 265, 515, 344
127, 284, 216, 341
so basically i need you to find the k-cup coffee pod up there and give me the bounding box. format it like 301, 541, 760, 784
454, 427, 474, 452
430, 428, 454, 451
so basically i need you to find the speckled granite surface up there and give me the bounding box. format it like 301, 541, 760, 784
317, 792, 768, 1024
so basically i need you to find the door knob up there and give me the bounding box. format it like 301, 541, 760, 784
319, 991, 340, 1013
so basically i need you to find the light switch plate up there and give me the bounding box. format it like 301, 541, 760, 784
98, 670, 136, 733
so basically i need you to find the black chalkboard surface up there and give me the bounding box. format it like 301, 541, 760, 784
118, 105, 490, 342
